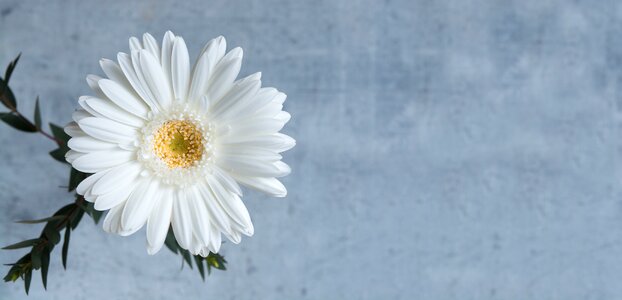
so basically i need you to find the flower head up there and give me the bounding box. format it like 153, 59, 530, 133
65, 32, 294, 256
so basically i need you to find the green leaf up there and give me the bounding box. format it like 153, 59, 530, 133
207, 252, 227, 271
16, 215, 65, 224
180, 249, 193, 269
49, 122, 70, 145
0, 54, 20, 110
62, 225, 70, 269
2, 239, 39, 250
70, 208, 84, 229
0, 78, 16, 110
41, 248, 49, 290
24, 269, 31, 295
4, 53, 21, 84
0, 112, 36, 132
43, 224, 61, 245
49, 148, 67, 163
33, 97, 41, 129
68, 168, 86, 192
91, 210, 103, 224
194, 256, 205, 280
31, 247, 42, 270
164, 227, 179, 254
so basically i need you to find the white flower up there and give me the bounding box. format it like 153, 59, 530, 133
65, 32, 294, 256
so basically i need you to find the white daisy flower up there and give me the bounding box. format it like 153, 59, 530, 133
64, 32, 294, 256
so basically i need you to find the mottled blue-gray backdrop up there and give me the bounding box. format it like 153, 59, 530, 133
1, 0, 621, 299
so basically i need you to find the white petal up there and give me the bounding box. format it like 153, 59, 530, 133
209, 225, 222, 253
99, 58, 132, 89
143, 33, 160, 62
94, 183, 134, 211
117, 52, 155, 112
232, 175, 287, 197
188, 186, 211, 247
129, 36, 142, 52
197, 182, 232, 236
86, 75, 106, 98
200, 36, 226, 67
147, 188, 173, 255
207, 47, 243, 105
84, 96, 145, 127
78, 96, 103, 118
68, 136, 117, 152
65, 150, 83, 164
206, 176, 253, 235
160, 31, 175, 102
220, 133, 295, 153
91, 162, 142, 195
72, 110, 92, 123
122, 178, 159, 232
76, 170, 108, 196
228, 116, 287, 137
103, 204, 124, 233
219, 155, 283, 177
64, 122, 85, 137
171, 37, 190, 101
171, 189, 192, 248
274, 161, 291, 177
98, 79, 149, 118
187, 53, 211, 105
209, 74, 261, 123
139, 50, 172, 109
72, 150, 134, 173
212, 166, 242, 196
130, 50, 159, 112
78, 117, 137, 144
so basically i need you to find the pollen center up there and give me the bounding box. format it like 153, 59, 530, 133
153, 120, 204, 169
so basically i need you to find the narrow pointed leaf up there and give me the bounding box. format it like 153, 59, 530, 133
62, 225, 70, 269
91, 210, 103, 224
181, 249, 193, 269
0, 78, 17, 109
164, 227, 179, 254
0, 113, 36, 132
2, 239, 38, 250
194, 256, 205, 280
24, 269, 31, 295
16, 215, 64, 224
4, 53, 21, 84
33, 97, 41, 129
49, 122, 70, 145
49, 148, 67, 163
41, 249, 50, 289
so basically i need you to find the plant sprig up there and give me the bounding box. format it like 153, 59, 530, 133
1, 54, 226, 294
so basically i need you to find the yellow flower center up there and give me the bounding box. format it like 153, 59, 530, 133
153, 120, 203, 169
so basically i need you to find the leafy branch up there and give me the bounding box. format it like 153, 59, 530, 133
1, 54, 226, 294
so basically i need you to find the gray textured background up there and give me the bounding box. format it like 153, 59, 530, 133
1, 0, 622, 299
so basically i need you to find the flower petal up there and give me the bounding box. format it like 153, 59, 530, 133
72, 149, 134, 173
78, 117, 138, 144
84, 96, 145, 127
76, 170, 108, 196
171, 37, 190, 102
121, 178, 159, 232
91, 162, 142, 195
143, 33, 160, 62
139, 50, 172, 109
232, 175, 287, 198
98, 79, 149, 118
68, 136, 117, 153
206, 47, 243, 105
94, 182, 134, 211
171, 189, 192, 249
147, 187, 173, 255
